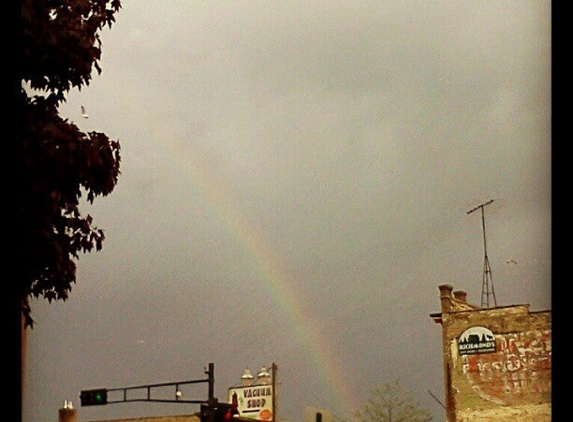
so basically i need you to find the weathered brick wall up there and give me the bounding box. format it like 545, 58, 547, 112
434, 285, 551, 422
456, 402, 551, 422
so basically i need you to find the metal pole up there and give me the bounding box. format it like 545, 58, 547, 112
82, 363, 216, 406
207, 362, 215, 403
272, 363, 277, 422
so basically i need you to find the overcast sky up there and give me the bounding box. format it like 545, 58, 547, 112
23, 2, 551, 422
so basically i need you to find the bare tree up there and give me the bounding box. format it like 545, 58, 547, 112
354, 379, 432, 422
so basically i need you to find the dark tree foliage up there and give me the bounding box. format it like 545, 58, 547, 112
17, 0, 122, 328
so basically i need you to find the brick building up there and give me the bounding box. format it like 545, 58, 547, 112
85, 417, 200, 422
58, 408, 202, 422
430, 284, 551, 422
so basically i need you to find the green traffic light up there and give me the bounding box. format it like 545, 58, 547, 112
80, 388, 108, 406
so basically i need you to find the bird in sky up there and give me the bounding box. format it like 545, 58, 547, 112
81, 106, 89, 119
505, 259, 517, 264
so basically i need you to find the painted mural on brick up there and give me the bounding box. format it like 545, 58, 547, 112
458, 329, 551, 406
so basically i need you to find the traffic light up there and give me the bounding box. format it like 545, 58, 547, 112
220, 401, 239, 421
200, 403, 216, 422
200, 401, 239, 422
80, 388, 108, 406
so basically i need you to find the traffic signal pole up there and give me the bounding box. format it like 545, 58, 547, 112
80, 362, 215, 406
208, 361, 214, 403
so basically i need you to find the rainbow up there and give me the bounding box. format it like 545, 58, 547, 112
176, 150, 360, 416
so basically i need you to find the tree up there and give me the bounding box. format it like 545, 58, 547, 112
17, 0, 123, 328
353, 380, 432, 422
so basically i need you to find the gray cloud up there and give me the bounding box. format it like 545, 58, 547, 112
24, 2, 550, 422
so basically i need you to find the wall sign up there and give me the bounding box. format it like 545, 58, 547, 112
228, 385, 274, 421
458, 326, 496, 355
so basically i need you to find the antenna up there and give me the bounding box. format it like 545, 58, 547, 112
467, 199, 497, 308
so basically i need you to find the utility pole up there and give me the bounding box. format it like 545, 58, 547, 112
271, 363, 277, 422
467, 199, 497, 308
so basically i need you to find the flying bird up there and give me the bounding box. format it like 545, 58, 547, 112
505, 259, 517, 264
81, 106, 89, 118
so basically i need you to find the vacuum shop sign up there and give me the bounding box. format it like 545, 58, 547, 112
458, 326, 496, 355
228, 385, 274, 421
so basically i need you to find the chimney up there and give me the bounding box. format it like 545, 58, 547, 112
438, 284, 453, 313
453, 290, 467, 303
58, 402, 78, 422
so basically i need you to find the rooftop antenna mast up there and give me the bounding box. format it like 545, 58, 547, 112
467, 199, 497, 308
